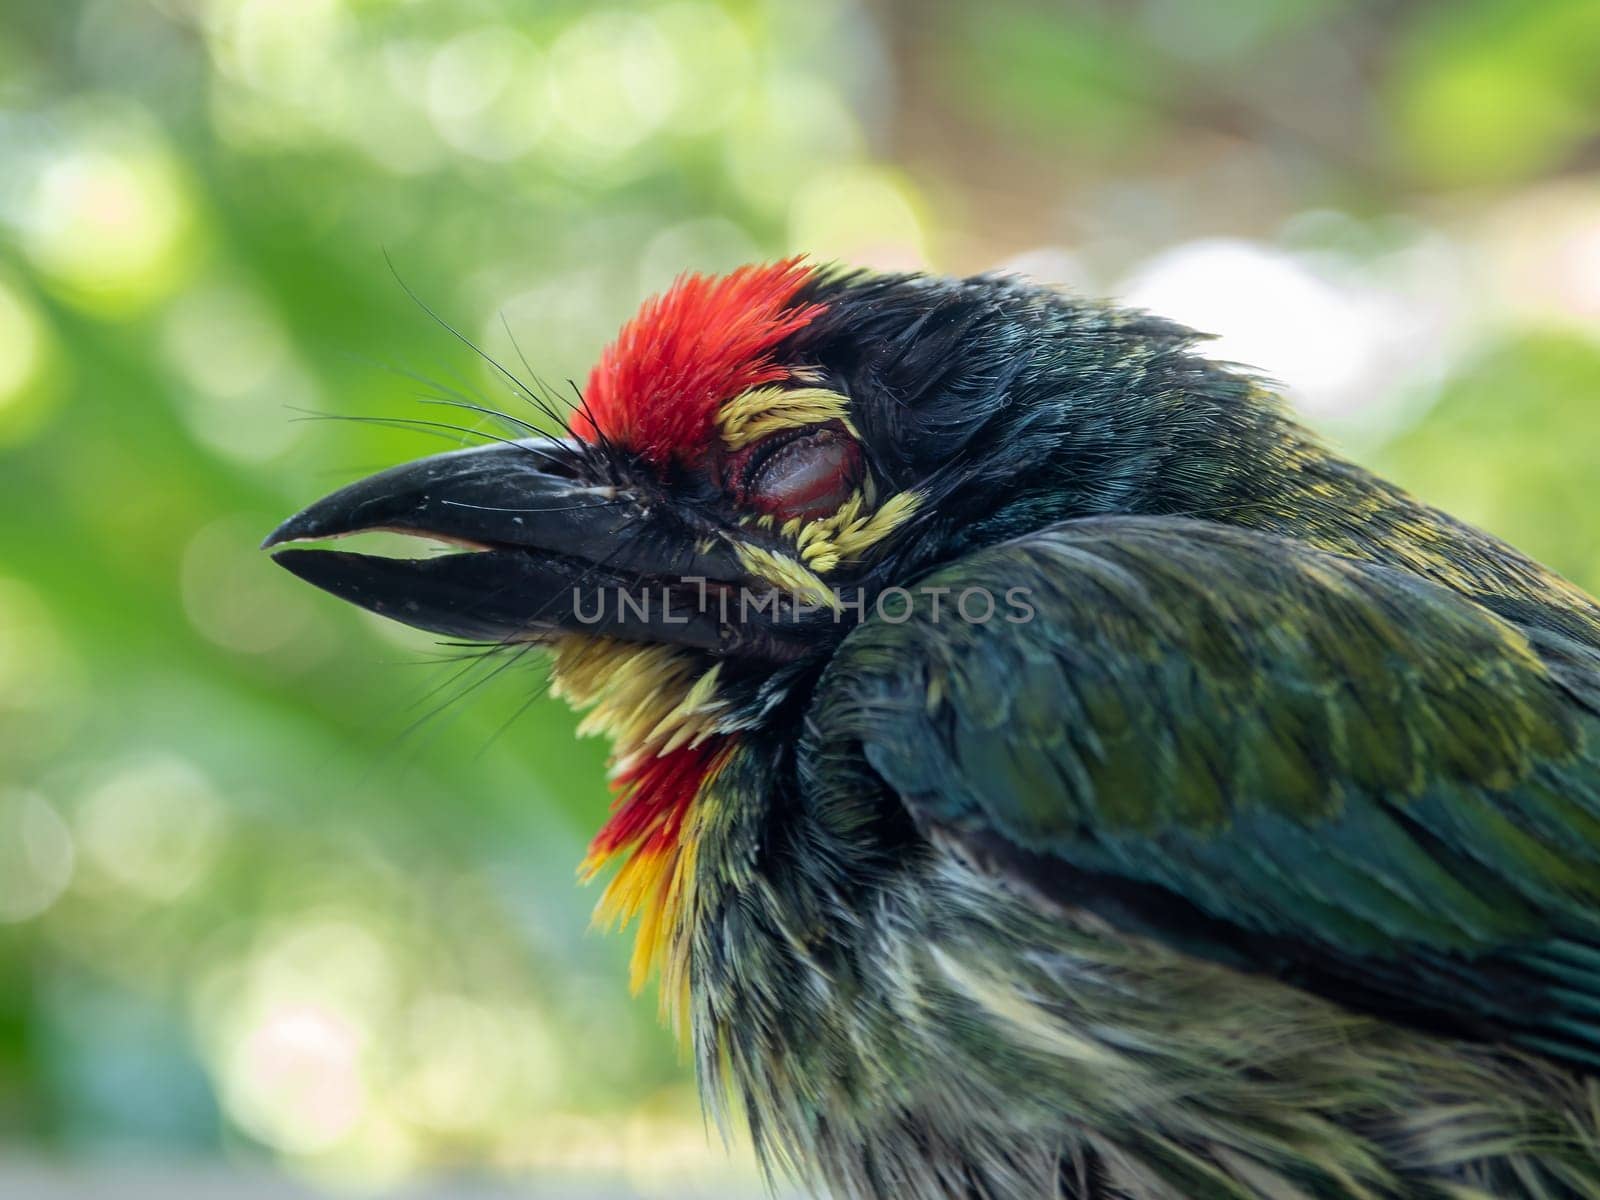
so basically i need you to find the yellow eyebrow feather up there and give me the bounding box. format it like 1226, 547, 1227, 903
717, 385, 856, 449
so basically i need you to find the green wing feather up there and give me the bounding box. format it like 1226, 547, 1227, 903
811, 516, 1600, 1064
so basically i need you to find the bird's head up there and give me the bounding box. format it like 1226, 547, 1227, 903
266, 258, 1296, 997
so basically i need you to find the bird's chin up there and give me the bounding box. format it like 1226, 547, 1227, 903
263, 438, 816, 661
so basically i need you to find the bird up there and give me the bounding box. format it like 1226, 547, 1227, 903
266, 259, 1600, 1199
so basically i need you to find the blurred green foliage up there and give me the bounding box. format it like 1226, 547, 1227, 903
1393, 0, 1600, 186
1376, 333, 1600, 589
0, 0, 1597, 1193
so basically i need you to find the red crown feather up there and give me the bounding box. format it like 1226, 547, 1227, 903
575, 258, 824, 464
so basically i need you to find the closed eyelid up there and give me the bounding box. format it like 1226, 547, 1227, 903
732, 426, 864, 523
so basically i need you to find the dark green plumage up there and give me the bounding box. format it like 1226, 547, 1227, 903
272, 266, 1600, 1199
817, 519, 1600, 1063
691, 273, 1600, 1198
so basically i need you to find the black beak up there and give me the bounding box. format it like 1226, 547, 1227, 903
264, 438, 806, 656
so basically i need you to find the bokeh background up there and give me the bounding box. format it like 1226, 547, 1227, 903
2, 0, 1599, 1195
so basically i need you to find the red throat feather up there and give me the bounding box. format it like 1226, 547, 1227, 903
586, 739, 722, 866
581, 737, 730, 998
575, 258, 825, 465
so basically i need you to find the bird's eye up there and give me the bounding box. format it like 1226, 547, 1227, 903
733, 426, 863, 522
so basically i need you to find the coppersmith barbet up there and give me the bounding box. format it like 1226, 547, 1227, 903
266, 261, 1600, 1199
